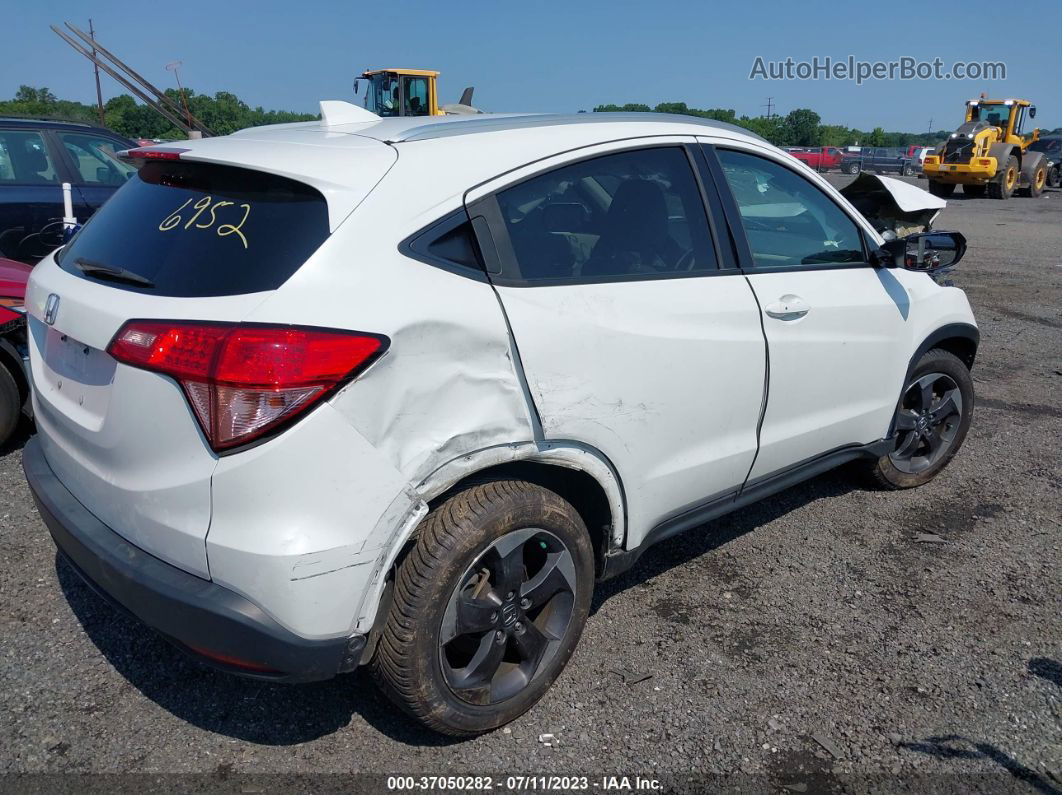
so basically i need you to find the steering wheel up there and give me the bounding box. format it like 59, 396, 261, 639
674, 248, 696, 271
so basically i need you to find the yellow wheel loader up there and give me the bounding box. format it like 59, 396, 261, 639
355, 68, 479, 117
923, 98, 1048, 199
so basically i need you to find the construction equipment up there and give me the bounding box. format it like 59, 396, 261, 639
923, 97, 1047, 199
355, 69, 478, 117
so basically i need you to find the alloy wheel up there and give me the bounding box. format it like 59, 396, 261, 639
439, 528, 577, 705
889, 372, 963, 474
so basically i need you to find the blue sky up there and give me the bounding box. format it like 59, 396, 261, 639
5, 0, 1060, 131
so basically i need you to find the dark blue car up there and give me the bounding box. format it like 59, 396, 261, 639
0, 118, 136, 263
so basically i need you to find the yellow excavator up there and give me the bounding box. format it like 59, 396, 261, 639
923, 96, 1048, 199
355, 68, 479, 117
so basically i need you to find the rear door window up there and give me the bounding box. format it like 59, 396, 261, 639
57, 132, 137, 186
493, 146, 717, 282
57, 160, 330, 297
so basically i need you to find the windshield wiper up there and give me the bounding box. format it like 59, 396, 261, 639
74, 258, 155, 288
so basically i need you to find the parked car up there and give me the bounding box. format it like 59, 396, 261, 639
840, 147, 917, 176
1028, 135, 1062, 188
0, 255, 29, 446
22, 110, 978, 736
0, 119, 137, 263
784, 146, 844, 171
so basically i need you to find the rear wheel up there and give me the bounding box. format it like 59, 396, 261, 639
866, 349, 974, 490
902, 163, 914, 176
0, 364, 20, 447
372, 480, 594, 736
845, 162, 860, 175
1025, 163, 1047, 197
928, 180, 956, 198
987, 155, 1018, 199
963, 183, 987, 198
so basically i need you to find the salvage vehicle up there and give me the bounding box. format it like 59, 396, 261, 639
840, 147, 917, 176
22, 108, 978, 736
923, 98, 1048, 199
1028, 135, 1061, 188
0, 119, 136, 262
0, 255, 29, 446
784, 146, 844, 171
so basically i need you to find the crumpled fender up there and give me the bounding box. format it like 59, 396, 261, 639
840, 173, 946, 237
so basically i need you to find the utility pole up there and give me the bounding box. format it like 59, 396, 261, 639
928, 117, 933, 135
89, 19, 105, 125
763, 97, 775, 119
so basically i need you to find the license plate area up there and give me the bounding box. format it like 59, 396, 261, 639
37, 327, 116, 428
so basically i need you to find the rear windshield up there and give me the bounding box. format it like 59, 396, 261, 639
57, 160, 330, 297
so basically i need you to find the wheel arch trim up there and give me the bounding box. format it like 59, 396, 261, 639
352, 440, 627, 637
887, 322, 979, 439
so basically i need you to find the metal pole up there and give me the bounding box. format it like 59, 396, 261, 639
50, 26, 192, 133
63, 21, 212, 135
89, 19, 105, 125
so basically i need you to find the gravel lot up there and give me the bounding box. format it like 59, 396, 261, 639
2, 176, 1060, 793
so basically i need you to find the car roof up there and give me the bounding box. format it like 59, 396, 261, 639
161, 112, 776, 230
0, 117, 131, 137
227, 111, 767, 145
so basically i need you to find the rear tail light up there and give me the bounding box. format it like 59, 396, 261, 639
108, 321, 387, 452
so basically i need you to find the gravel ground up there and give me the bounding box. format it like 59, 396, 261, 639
1, 176, 1060, 794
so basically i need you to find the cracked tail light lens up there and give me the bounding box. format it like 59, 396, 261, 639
108, 321, 387, 452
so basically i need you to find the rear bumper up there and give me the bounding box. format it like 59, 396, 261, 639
22, 435, 364, 682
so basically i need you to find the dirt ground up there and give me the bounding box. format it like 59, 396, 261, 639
1, 175, 1060, 794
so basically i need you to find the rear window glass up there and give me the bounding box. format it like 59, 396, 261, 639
57, 161, 329, 297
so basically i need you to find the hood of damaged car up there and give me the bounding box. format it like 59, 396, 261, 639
840, 173, 947, 238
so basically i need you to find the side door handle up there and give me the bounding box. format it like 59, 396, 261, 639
764, 294, 810, 321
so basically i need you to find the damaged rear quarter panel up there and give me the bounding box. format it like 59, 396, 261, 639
245, 174, 536, 490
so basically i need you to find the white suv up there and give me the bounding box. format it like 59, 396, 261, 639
22, 108, 978, 736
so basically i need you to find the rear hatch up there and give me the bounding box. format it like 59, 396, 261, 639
26, 136, 396, 577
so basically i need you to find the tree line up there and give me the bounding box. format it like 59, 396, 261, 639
0, 85, 317, 139
3, 86, 1059, 145
593, 102, 1062, 149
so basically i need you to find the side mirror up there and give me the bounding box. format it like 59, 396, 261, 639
877, 231, 966, 272
353, 79, 361, 96
1030, 106, 1037, 119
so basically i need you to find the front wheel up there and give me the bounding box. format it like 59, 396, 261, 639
1048, 165, 1061, 189
845, 163, 860, 175
372, 480, 594, 736
865, 349, 974, 489
902, 164, 914, 176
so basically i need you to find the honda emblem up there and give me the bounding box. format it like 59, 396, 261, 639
44, 294, 60, 326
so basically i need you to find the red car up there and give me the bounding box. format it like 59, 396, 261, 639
0, 256, 30, 446
784, 146, 844, 171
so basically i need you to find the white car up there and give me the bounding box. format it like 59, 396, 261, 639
22, 106, 978, 736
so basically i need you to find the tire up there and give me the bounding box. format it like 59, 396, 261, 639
1025, 163, 1047, 197
372, 480, 594, 736
902, 164, 914, 176
963, 183, 987, 198
865, 349, 974, 490
845, 162, 860, 175
0, 363, 21, 448
987, 155, 1018, 199
928, 180, 956, 198
1048, 165, 1061, 189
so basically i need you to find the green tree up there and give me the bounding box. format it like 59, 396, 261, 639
782, 108, 821, 147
